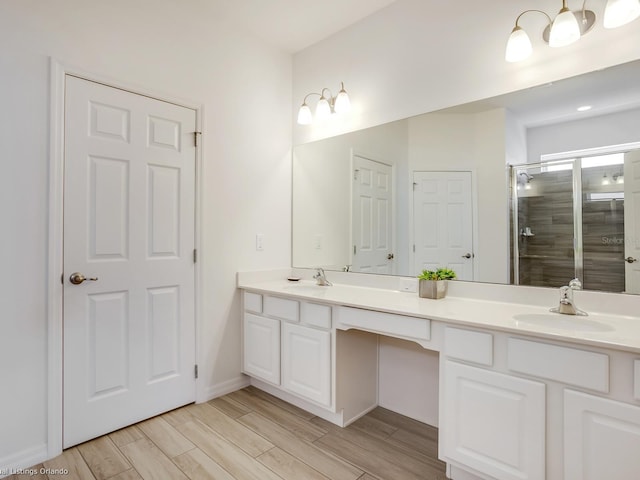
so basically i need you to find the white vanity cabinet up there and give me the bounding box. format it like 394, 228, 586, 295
242, 292, 282, 385
243, 312, 281, 385
282, 320, 331, 406
242, 291, 333, 408
440, 328, 546, 480
564, 390, 640, 479
238, 279, 640, 480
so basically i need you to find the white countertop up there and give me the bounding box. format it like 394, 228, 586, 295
238, 277, 640, 354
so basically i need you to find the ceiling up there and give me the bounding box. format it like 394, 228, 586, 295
204, 0, 397, 53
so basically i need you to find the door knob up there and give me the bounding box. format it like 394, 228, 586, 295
462, 253, 473, 259
69, 272, 98, 285
625, 256, 638, 264
387, 253, 395, 260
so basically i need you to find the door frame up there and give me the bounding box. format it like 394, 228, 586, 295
47, 59, 204, 458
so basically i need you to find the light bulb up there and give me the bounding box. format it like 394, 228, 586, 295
549, 7, 581, 47
334, 85, 351, 114
316, 96, 331, 121
297, 104, 312, 125
602, 174, 610, 185
604, 0, 640, 28
505, 26, 533, 62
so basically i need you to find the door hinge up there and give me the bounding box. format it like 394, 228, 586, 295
413, 182, 418, 190
354, 169, 359, 180
194, 131, 202, 147
353, 245, 357, 255
193, 248, 197, 263
194, 364, 199, 379
413, 244, 416, 252
61, 273, 64, 285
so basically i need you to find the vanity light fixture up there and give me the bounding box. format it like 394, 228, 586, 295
505, 0, 640, 62
297, 82, 351, 125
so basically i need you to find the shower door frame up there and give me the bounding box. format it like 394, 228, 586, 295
512, 141, 640, 289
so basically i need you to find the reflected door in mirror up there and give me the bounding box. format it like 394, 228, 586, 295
625, 150, 640, 294
413, 171, 474, 280
352, 155, 394, 273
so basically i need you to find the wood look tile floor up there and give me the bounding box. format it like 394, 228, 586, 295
12, 386, 446, 480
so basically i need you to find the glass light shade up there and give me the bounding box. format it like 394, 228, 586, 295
604, 0, 640, 28
315, 97, 331, 120
549, 8, 581, 47
334, 89, 351, 113
297, 104, 312, 125
505, 26, 533, 62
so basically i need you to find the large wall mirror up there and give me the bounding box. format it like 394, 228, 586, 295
292, 60, 640, 294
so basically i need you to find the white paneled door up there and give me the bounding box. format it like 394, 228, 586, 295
624, 149, 640, 294
63, 76, 197, 448
413, 171, 474, 280
352, 155, 394, 273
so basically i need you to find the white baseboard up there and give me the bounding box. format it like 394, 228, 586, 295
0, 444, 48, 479
198, 375, 250, 403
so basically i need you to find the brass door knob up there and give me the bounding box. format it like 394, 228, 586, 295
69, 272, 98, 285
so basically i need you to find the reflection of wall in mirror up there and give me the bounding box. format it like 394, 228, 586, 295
528, 107, 640, 160
292, 119, 409, 272
407, 108, 521, 284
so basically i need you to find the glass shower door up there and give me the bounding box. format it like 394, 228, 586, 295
580, 153, 626, 292
512, 161, 577, 288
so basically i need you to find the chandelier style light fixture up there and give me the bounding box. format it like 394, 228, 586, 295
297, 82, 351, 125
505, 0, 640, 62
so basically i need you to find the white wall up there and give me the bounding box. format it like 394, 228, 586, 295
0, 0, 291, 470
293, 0, 640, 145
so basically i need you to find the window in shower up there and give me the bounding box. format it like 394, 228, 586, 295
511, 152, 629, 293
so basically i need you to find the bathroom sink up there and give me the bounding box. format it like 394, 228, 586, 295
512, 313, 614, 332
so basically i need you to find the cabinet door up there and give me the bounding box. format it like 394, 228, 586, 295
243, 313, 280, 385
440, 360, 545, 480
282, 322, 331, 406
565, 390, 640, 480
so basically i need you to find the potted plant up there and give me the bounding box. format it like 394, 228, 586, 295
417, 267, 457, 299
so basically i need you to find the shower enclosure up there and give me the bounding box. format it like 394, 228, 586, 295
510, 153, 627, 293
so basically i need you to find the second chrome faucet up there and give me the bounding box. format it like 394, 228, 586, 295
550, 278, 587, 316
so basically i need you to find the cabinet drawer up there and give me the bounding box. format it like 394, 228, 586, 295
339, 306, 430, 341
264, 295, 299, 322
444, 327, 493, 366
301, 302, 332, 329
244, 292, 262, 313
508, 338, 609, 393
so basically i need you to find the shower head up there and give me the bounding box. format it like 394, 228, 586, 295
517, 171, 534, 184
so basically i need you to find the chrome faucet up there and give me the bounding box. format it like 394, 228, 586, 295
313, 268, 332, 286
550, 278, 587, 316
